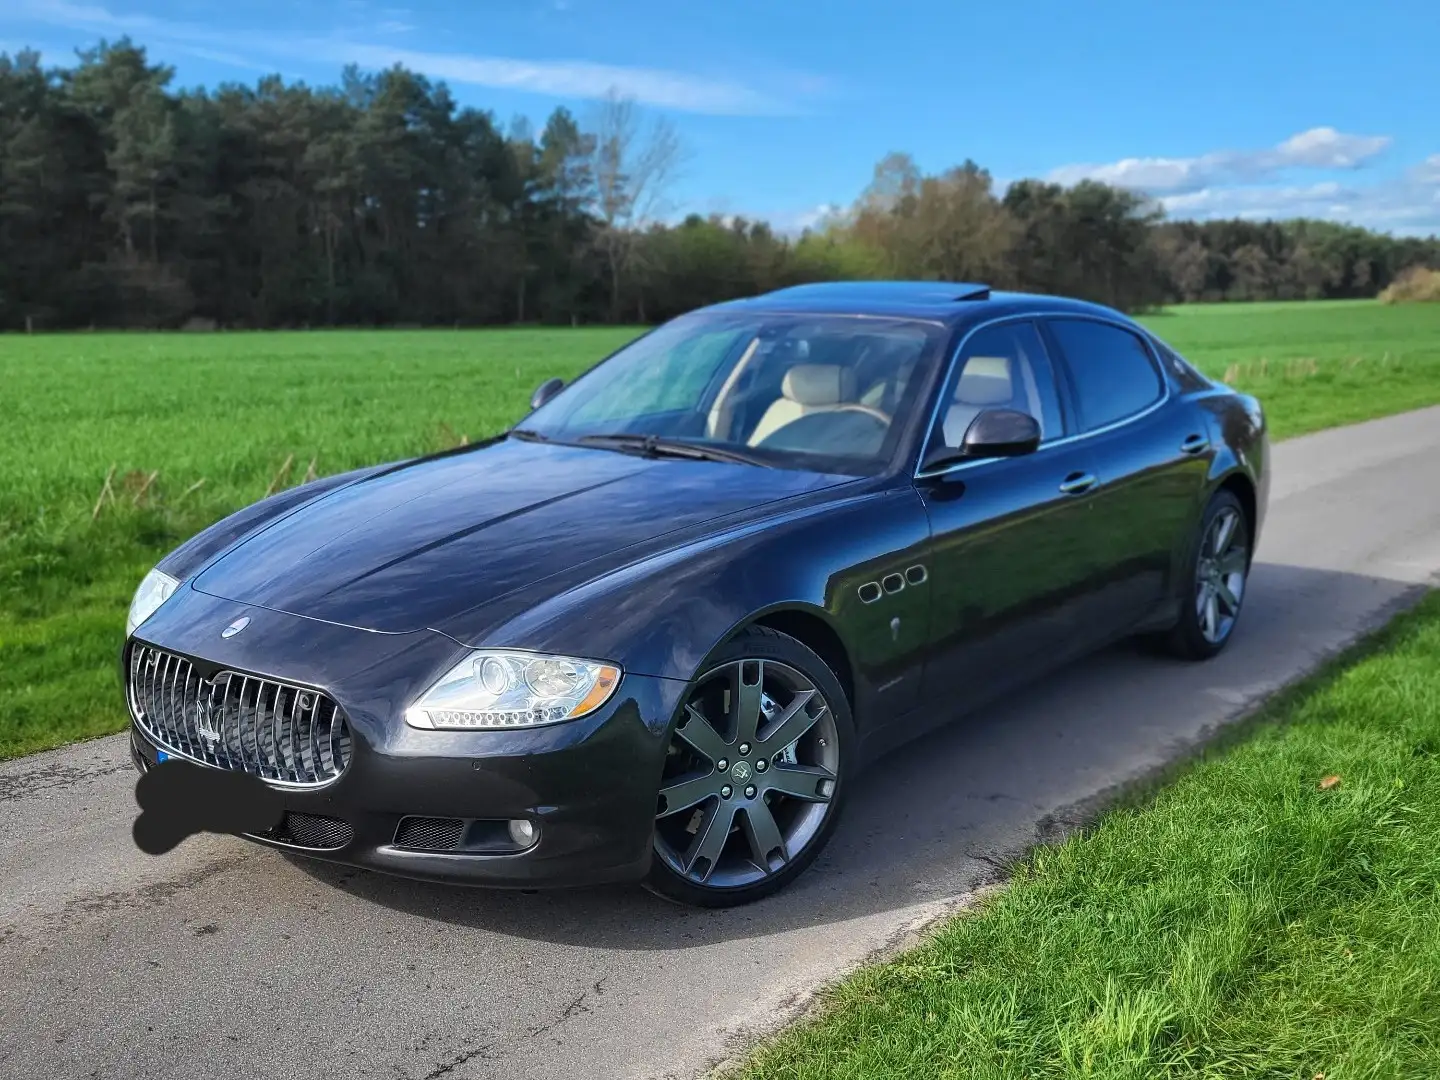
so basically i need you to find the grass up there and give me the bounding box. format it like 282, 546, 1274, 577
1148, 300, 1440, 438
2, 299, 1439, 758
737, 591, 1440, 1080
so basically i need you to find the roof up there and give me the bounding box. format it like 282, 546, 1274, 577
705, 281, 1129, 327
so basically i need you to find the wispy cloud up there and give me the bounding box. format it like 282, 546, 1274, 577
323, 42, 790, 114
12, 0, 803, 115
1151, 157, 1440, 234
1049, 127, 1393, 194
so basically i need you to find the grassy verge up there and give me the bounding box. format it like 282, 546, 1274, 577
1144, 300, 1440, 439
737, 591, 1440, 1079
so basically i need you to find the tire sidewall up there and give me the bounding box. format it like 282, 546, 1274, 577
643, 626, 855, 908
1175, 489, 1250, 659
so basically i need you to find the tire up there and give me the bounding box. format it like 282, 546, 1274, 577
643, 626, 854, 908
1163, 488, 1251, 661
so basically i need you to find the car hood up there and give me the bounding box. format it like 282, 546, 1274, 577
192, 438, 854, 635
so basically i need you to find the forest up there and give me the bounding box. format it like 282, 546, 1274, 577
3, 39, 1439, 331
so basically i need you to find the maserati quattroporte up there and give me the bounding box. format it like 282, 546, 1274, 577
123, 281, 1268, 907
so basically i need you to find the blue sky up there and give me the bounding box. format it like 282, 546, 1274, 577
5, 0, 1438, 235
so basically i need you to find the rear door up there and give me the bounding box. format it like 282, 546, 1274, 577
1040, 315, 1211, 636
914, 319, 1111, 708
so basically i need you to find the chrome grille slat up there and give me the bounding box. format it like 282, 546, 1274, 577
125, 644, 350, 788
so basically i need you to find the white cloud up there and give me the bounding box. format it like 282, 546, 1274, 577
11, 0, 800, 115
1049, 126, 1393, 194
1155, 170, 1440, 234
328, 43, 787, 114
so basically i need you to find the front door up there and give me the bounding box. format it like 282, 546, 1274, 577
914, 319, 1110, 709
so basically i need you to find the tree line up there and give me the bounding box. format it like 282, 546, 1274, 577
2, 40, 1438, 331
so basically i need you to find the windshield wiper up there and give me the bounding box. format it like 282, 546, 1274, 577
576, 433, 773, 469
508, 428, 551, 442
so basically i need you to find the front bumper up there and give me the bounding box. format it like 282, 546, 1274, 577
126, 585, 688, 888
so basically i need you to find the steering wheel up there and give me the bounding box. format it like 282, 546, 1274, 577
826, 403, 892, 425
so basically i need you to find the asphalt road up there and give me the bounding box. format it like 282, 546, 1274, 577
5, 405, 1440, 1080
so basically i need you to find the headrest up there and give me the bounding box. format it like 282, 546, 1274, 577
782, 364, 844, 406
954, 356, 1013, 406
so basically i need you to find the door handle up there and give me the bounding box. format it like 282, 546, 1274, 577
1180, 433, 1210, 455
1058, 472, 1097, 495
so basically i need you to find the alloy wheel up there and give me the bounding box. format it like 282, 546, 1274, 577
1195, 504, 1249, 644
653, 658, 840, 890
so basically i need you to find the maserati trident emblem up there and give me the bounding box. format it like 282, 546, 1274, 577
192, 700, 221, 747
730, 760, 753, 784
221, 616, 250, 639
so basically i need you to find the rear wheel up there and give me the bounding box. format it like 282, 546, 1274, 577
644, 627, 852, 908
1164, 489, 1251, 660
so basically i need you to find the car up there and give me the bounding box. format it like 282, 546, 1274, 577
121, 281, 1269, 907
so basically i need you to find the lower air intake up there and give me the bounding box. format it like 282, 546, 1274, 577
394, 816, 466, 851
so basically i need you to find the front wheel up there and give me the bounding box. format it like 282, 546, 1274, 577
644, 626, 853, 908
1164, 489, 1251, 660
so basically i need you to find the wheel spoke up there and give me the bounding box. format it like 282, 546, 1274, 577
1195, 582, 1212, 619
675, 703, 730, 763
1204, 590, 1220, 639
1212, 509, 1238, 556
764, 763, 834, 802
1215, 578, 1241, 615
730, 661, 765, 746
658, 771, 718, 818
683, 800, 736, 881
1219, 547, 1249, 577
740, 800, 787, 869
758, 688, 822, 751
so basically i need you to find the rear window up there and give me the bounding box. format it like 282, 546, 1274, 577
1046, 318, 1164, 432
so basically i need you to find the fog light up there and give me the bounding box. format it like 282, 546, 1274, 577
508, 818, 538, 848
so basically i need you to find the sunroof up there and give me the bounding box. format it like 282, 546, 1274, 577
761, 281, 992, 302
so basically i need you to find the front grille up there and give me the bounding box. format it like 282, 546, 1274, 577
257, 812, 354, 850
394, 816, 465, 851
127, 643, 352, 788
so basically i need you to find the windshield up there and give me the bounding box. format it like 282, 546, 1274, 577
520, 311, 948, 474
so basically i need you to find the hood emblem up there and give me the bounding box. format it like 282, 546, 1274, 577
221, 616, 251, 639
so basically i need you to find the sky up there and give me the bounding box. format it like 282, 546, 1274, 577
4, 0, 1438, 236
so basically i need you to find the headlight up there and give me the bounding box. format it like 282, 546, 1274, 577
126, 568, 181, 636
405, 651, 622, 730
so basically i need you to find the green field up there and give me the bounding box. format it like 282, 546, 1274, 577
737, 590, 1440, 1080
2, 300, 1440, 759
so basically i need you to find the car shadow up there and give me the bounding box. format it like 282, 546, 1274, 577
285, 560, 1432, 948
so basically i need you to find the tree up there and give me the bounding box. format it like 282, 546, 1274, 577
587, 89, 683, 321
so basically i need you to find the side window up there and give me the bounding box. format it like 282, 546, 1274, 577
1153, 339, 1213, 393
1046, 318, 1164, 432
932, 321, 1064, 448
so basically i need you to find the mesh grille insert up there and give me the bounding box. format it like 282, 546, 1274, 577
394, 816, 466, 851
260, 812, 354, 850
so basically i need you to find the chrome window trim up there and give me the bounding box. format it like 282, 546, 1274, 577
912, 311, 1172, 481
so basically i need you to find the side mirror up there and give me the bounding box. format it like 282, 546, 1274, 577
961, 408, 1041, 458
529, 377, 565, 411
919, 408, 1041, 474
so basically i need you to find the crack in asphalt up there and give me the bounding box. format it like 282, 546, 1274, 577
0, 759, 133, 803
414, 979, 608, 1080
52, 856, 254, 927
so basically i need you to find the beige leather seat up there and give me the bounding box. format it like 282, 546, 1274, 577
748, 364, 850, 446
942, 356, 1014, 445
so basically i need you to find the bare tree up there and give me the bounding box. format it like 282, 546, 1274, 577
587, 88, 684, 321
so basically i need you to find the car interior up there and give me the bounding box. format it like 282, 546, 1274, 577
703, 330, 926, 458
